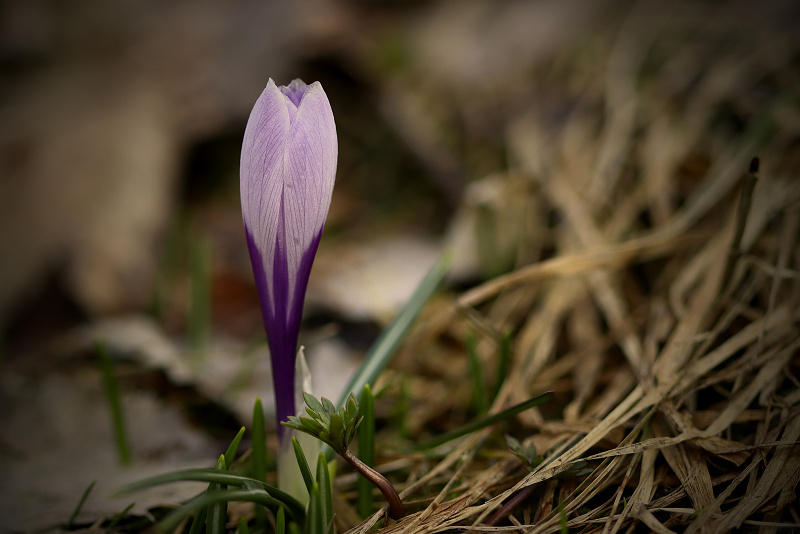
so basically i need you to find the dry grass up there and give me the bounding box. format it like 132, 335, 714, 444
332, 3, 800, 533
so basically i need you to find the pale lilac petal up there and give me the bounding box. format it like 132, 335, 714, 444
282, 82, 337, 320
240, 78, 337, 436
241, 78, 290, 319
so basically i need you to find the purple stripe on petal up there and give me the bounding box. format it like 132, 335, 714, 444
268, 206, 297, 437
286, 225, 325, 346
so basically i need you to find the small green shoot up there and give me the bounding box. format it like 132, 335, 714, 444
252, 397, 268, 527
506, 435, 544, 470
283, 392, 362, 454
465, 333, 488, 413
188, 507, 207, 534
118, 468, 305, 521
66, 480, 95, 529
291, 436, 314, 494
284, 392, 405, 520
225, 426, 246, 468
207, 455, 227, 534
308, 482, 324, 534
96, 341, 131, 465
357, 385, 375, 518
276, 506, 286, 534
107, 503, 135, 529
237, 516, 249, 534
493, 331, 513, 400
315, 453, 333, 528
186, 429, 242, 534
157, 489, 297, 533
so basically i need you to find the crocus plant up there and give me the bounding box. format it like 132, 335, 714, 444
240, 78, 336, 490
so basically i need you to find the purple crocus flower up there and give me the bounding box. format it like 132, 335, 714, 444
240, 78, 337, 439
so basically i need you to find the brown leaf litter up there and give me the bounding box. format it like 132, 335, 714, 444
332, 4, 800, 532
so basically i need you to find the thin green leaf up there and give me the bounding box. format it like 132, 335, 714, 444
493, 330, 513, 400
224, 427, 246, 469
276, 506, 286, 534
316, 453, 333, 527
414, 391, 554, 450
465, 332, 488, 413
118, 468, 305, 520
237, 516, 249, 534
357, 385, 375, 519
66, 480, 95, 529
292, 436, 314, 495
252, 397, 268, 527
96, 341, 131, 465
188, 507, 208, 534
207, 455, 227, 534
336, 254, 451, 408
156, 490, 291, 533
308, 482, 324, 534
107, 503, 135, 529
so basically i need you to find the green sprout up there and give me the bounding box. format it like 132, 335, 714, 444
284, 393, 363, 454
283, 392, 405, 520
505, 435, 544, 470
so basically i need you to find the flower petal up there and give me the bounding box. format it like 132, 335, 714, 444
240, 78, 337, 436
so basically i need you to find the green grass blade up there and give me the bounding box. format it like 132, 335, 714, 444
252, 398, 267, 482
414, 391, 554, 450
357, 385, 375, 518
207, 455, 227, 534
237, 516, 249, 534
96, 341, 131, 465
308, 482, 324, 534
493, 330, 513, 401
224, 427, 246, 469
292, 436, 314, 494
465, 333, 488, 413
107, 503, 135, 529
188, 507, 207, 534
315, 453, 333, 527
118, 468, 305, 520
66, 480, 95, 528
336, 253, 451, 408
325, 254, 451, 461
276, 506, 286, 534
157, 490, 293, 533
252, 397, 268, 527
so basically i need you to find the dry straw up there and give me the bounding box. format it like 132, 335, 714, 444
336, 3, 800, 532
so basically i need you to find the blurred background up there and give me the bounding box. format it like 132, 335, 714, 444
1, 0, 799, 530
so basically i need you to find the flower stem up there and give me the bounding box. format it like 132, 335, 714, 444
341, 448, 404, 520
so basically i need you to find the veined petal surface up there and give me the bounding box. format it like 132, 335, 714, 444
240, 78, 337, 434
